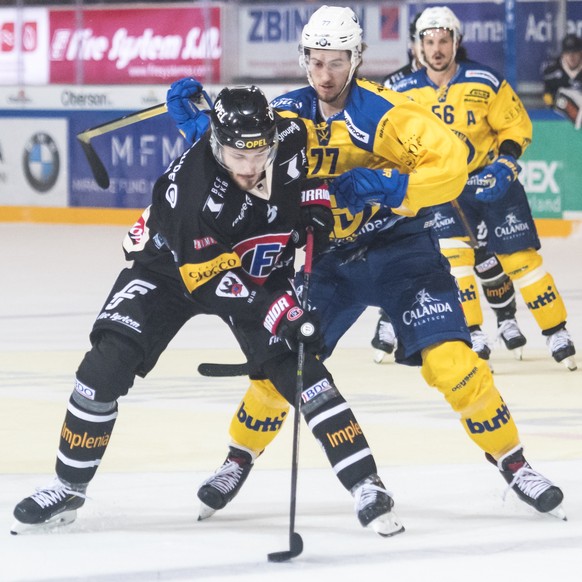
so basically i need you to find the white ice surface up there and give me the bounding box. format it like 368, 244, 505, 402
1, 224, 581, 582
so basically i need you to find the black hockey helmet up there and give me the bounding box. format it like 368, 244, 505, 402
210, 85, 278, 169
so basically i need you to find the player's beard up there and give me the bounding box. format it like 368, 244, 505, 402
426, 52, 455, 73
232, 171, 264, 191
315, 81, 351, 111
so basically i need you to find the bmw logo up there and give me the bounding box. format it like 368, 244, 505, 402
22, 132, 60, 193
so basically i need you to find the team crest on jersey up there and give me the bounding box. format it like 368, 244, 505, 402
233, 233, 291, 285
315, 123, 331, 146
215, 272, 250, 298
402, 288, 453, 326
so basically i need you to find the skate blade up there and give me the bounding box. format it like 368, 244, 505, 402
370, 512, 405, 538
512, 347, 524, 361
197, 502, 217, 521
373, 350, 387, 364
10, 509, 78, 535
562, 357, 577, 371
548, 504, 567, 521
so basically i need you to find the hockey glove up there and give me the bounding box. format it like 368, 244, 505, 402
292, 181, 334, 252
467, 155, 520, 203
329, 167, 409, 215
263, 294, 325, 354
166, 77, 210, 144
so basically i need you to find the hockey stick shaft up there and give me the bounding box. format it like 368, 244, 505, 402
450, 199, 479, 248
76, 102, 168, 144
268, 227, 314, 563
77, 91, 212, 189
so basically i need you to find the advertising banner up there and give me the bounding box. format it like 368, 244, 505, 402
0, 84, 168, 111
0, 117, 68, 206
408, 1, 582, 87
48, 5, 222, 84
521, 118, 582, 219
0, 7, 49, 85
237, 3, 407, 81
68, 110, 186, 209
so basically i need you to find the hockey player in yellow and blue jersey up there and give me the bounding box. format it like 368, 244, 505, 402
166, 5, 566, 530
373, 11, 525, 366
388, 6, 576, 372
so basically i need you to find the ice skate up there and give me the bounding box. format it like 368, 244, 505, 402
371, 311, 397, 364
486, 445, 566, 520
351, 475, 404, 537
546, 328, 577, 371
497, 318, 527, 360
11, 478, 86, 535
197, 447, 253, 521
469, 326, 491, 361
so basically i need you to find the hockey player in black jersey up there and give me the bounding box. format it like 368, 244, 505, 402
166, 5, 566, 528
11, 86, 403, 538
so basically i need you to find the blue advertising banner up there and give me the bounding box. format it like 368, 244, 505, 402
408, 1, 582, 87
68, 111, 186, 209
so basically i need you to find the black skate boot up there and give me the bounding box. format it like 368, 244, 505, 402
497, 318, 527, 360
486, 446, 566, 519
11, 478, 86, 535
351, 474, 405, 537
371, 310, 397, 364
197, 447, 254, 520
546, 327, 577, 371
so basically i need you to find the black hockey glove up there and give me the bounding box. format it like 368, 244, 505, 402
263, 294, 325, 355
292, 181, 334, 253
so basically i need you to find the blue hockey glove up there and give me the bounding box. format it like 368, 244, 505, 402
166, 77, 210, 144
467, 155, 520, 203
329, 167, 409, 215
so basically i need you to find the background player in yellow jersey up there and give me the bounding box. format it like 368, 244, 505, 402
373, 11, 527, 366
390, 6, 576, 372
167, 5, 566, 528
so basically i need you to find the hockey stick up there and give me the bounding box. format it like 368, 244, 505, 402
76, 91, 212, 189
267, 227, 314, 563
450, 198, 479, 248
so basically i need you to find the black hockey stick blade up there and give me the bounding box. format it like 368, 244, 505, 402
267, 532, 304, 562
197, 362, 249, 377
78, 138, 110, 189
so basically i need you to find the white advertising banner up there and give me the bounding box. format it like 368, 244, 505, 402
0, 7, 49, 85
0, 118, 68, 206
237, 3, 408, 81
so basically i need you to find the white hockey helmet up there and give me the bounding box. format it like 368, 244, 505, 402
414, 6, 462, 66
299, 5, 363, 87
